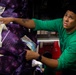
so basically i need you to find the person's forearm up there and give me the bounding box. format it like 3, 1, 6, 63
41, 56, 58, 69
25, 50, 58, 69
13, 18, 35, 28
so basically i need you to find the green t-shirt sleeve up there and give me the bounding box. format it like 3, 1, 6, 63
56, 41, 76, 70
32, 18, 62, 32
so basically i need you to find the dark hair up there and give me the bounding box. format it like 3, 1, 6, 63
67, 3, 76, 14
63, 1, 76, 14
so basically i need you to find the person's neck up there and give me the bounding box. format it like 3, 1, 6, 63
66, 26, 76, 34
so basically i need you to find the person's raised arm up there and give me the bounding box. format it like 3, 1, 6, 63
0, 17, 35, 28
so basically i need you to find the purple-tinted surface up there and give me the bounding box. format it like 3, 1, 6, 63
0, 0, 38, 75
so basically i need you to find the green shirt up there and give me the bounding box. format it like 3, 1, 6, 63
33, 18, 76, 71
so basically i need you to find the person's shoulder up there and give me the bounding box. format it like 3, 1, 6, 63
53, 18, 63, 26
50, 18, 63, 24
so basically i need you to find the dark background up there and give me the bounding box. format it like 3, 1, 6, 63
0, 0, 73, 19
27, 0, 70, 19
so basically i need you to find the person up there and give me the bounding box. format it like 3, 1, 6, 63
0, 1, 76, 75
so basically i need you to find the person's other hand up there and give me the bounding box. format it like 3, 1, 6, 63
25, 50, 40, 61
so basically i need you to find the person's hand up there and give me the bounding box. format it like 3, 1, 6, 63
0, 17, 14, 25
25, 50, 40, 61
